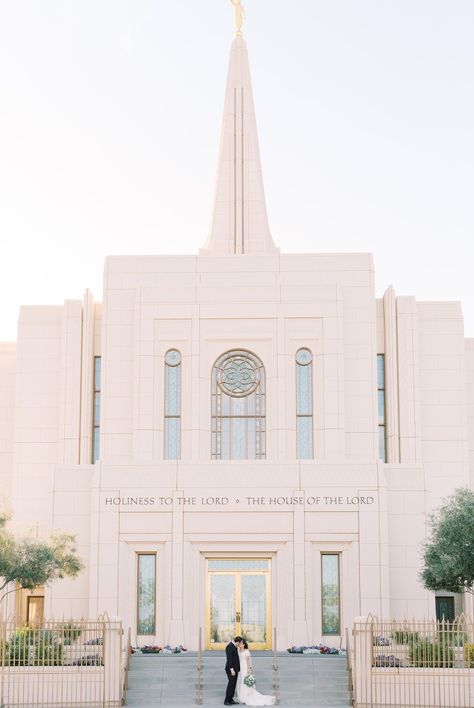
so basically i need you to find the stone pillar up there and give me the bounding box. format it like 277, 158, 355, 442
396, 297, 422, 463
383, 286, 400, 463
103, 616, 123, 707
353, 616, 373, 708
79, 289, 95, 464
169, 489, 185, 645
290, 487, 309, 644
58, 299, 83, 465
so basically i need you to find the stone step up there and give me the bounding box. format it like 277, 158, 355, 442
125, 653, 351, 707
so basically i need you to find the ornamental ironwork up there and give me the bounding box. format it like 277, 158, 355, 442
216, 351, 261, 397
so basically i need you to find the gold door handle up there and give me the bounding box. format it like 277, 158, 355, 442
236, 612, 241, 623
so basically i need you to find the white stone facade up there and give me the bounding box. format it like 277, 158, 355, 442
0, 37, 473, 650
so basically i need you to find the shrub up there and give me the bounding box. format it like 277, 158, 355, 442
141, 645, 162, 654
161, 644, 187, 653
409, 639, 453, 668
71, 654, 103, 666
83, 636, 103, 645
59, 622, 82, 645
3, 629, 32, 666
464, 643, 474, 668
35, 638, 62, 666
3, 628, 63, 666
374, 636, 391, 646
373, 654, 403, 668
287, 644, 342, 655
449, 631, 467, 647
391, 630, 419, 644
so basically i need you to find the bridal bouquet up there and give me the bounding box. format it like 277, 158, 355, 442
243, 674, 256, 688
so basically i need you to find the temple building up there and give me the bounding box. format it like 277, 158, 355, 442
0, 31, 473, 650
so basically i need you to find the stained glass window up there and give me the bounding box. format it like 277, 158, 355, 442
321, 554, 340, 635
92, 356, 101, 463
211, 350, 265, 459
377, 354, 387, 462
164, 350, 181, 459
296, 348, 313, 459
137, 554, 156, 635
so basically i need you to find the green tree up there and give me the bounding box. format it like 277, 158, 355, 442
0, 514, 83, 606
420, 488, 474, 595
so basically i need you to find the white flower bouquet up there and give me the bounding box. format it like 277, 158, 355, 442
243, 674, 256, 688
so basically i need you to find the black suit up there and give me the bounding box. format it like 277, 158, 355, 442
224, 641, 240, 703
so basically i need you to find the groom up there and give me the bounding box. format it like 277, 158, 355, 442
224, 635, 243, 705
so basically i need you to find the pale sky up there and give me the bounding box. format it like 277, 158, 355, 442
0, 1, 473, 341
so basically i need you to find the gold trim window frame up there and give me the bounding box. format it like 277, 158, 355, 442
205, 557, 271, 650
321, 552, 341, 636
137, 552, 157, 636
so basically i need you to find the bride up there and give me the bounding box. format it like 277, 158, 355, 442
236, 642, 276, 706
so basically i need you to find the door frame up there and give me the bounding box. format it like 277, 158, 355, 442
435, 595, 455, 622
205, 558, 272, 650
26, 595, 45, 625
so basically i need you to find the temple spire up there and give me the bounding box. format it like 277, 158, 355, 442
201, 35, 278, 255
230, 0, 245, 37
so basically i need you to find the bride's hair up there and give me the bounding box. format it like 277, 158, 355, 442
243, 642, 249, 649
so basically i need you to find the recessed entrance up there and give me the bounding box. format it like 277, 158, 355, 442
435, 596, 455, 622
206, 559, 271, 650
27, 596, 45, 625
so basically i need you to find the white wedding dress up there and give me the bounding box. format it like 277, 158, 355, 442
236, 649, 275, 706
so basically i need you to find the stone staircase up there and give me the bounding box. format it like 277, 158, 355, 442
125, 653, 197, 706
125, 652, 351, 707
279, 654, 351, 707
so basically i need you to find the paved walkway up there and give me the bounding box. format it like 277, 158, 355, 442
125, 652, 351, 707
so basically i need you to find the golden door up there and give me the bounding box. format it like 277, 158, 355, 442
206, 559, 271, 650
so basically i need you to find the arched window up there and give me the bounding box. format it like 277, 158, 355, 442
164, 349, 181, 459
296, 348, 313, 459
211, 350, 266, 460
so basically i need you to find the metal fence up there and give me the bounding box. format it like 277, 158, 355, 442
0, 616, 122, 707
122, 627, 131, 705
195, 626, 203, 705
346, 626, 354, 705
353, 614, 474, 708
272, 627, 280, 704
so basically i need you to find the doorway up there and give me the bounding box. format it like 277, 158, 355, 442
206, 559, 271, 650
435, 596, 455, 622
27, 596, 45, 625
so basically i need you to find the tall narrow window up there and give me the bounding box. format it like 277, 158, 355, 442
164, 350, 181, 459
321, 553, 340, 635
92, 356, 101, 463
137, 553, 156, 635
296, 348, 313, 459
211, 350, 265, 460
377, 354, 387, 462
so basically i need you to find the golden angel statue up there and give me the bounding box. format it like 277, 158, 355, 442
230, 0, 245, 37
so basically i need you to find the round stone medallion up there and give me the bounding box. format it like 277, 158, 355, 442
165, 349, 181, 366
296, 348, 312, 366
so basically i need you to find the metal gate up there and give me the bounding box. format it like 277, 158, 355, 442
352, 614, 474, 708
0, 616, 122, 707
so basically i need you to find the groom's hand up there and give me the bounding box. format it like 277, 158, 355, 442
230, 669, 235, 676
